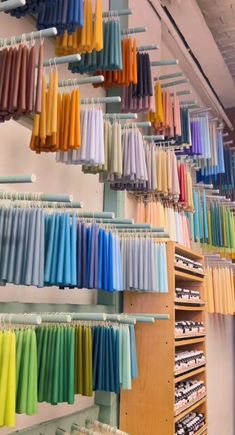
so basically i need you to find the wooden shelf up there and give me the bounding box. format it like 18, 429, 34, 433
175, 262, 205, 277
175, 270, 204, 283
175, 244, 204, 261
175, 337, 206, 347
175, 333, 206, 340
175, 299, 205, 306
195, 425, 208, 435
174, 366, 206, 383
175, 305, 205, 311
174, 396, 207, 422
121, 241, 207, 435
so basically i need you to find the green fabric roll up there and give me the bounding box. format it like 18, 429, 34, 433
58, 326, 64, 403
63, 327, 68, 402
16, 330, 23, 398
17, 329, 30, 414
47, 327, 56, 404
76, 326, 83, 395
27, 329, 38, 415
38, 327, 49, 402
68, 327, 75, 404
52, 327, 60, 405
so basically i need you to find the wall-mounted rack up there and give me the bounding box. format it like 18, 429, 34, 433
156, 72, 184, 81
58, 75, 105, 87
0, 0, 25, 12
122, 26, 148, 35
42, 54, 81, 68
0, 174, 36, 184
0, 191, 73, 203
137, 44, 159, 51
151, 59, 179, 66
0, 26, 57, 45
81, 96, 121, 105
162, 79, 189, 88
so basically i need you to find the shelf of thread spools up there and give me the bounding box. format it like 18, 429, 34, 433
175, 288, 206, 311
175, 412, 207, 435
175, 349, 206, 381
175, 377, 207, 417
175, 254, 205, 283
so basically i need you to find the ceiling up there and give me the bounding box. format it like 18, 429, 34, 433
197, 0, 235, 81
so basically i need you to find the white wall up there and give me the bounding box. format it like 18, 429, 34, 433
0, 5, 109, 432
207, 315, 235, 435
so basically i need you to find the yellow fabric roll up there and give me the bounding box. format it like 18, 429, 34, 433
0, 332, 11, 426
51, 68, 58, 135
4, 332, 16, 428
94, 0, 103, 51
75, 89, 81, 148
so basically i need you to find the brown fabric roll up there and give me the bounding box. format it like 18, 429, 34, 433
18, 45, 28, 113
26, 44, 36, 113
1, 47, 13, 112
8, 47, 17, 113
35, 42, 44, 114
12, 44, 23, 111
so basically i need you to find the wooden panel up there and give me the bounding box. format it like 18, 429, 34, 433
120, 242, 175, 435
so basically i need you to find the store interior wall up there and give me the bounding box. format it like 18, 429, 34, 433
0, 2, 109, 432
0, 0, 234, 433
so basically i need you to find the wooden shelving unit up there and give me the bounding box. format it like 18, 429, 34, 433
120, 242, 207, 435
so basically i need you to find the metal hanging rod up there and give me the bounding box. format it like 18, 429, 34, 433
132, 313, 170, 320
0, 27, 57, 46
118, 229, 169, 237
77, 211, 115, 219
0, 0, 25, 12
180, 100, 197, 106
156, 72, 184, 81
41, 313, 72, 323
122, 26, 148, 35
162, 79, 189, 88
151, 59, 179, 67
121, 121, 151, 129
0, 313, 41, 325
223, 132, 229, 137
137, 44, 159, 52
105, 113, 137, 120
81, 96, 121, 105
143, 135, 165, 141
193, 183, 214, 189
103, 8, 132, 17
188, 105, 200, 110
58, 75, 104, 87
224, 140, 233, 145
0, 191, 73, 203
190, 107, 211, 114
41, 54, 81, 68
30, 201, 84, 209
170, 90, 192, 97
0, 174, 36, 184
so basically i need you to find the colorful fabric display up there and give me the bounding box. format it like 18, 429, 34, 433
30, 68, 81, 154
205, 259, 235, 315
197, 146, 234, 200
149, 87, 185, 141
192, 190, 235, 251
66, 18, 122, 72
93, 37, 138, 89
0, 319, 138, 428
136, 198, 192, 249
0, 40, 44, 122
3, 0, 55, 17
121, 52, 153, 113
0, 327, 38, 428
37, 0, 85, 34
56, 107, 103, 164
0, 207, 45, 287
120, 237, 168, 293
